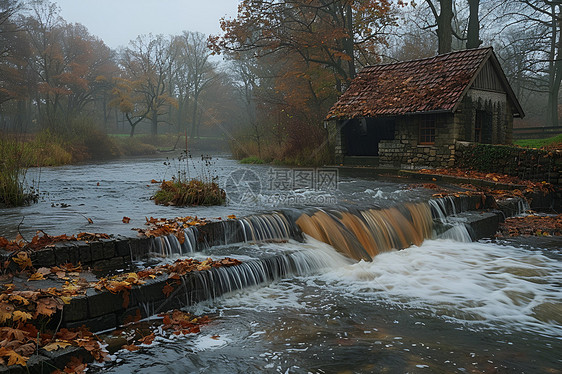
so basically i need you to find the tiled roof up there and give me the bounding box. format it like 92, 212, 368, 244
326, 48, 493, 120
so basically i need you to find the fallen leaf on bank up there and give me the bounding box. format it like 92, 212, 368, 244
0, 326, 27, 341
14, 342, 35, 357
122, 344, 140, 352
12, 311, 32, 322
162, 282, 174, 297
28, 272, 44, 281
36, 267, 51, 275
43, 340, 72, 351
35, 297, 63, 317
12, 252, 32, 270
0, 347, 28, 366
137, 332, 155, 346
0, 303, 14, 323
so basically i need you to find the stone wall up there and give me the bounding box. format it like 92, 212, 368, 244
455, 142, 562, 185
462, 89, 513, 145
379, 113, 456, 168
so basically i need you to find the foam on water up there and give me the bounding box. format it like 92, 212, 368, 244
317, 239, 562, 337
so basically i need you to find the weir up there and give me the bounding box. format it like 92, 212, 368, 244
148, 194, 511, 262
0, 194, 527, 336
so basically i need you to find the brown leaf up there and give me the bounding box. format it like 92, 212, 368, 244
0, 347, 28, 366
35, 297, 63, 317
43, 341, 72, 351
0, 303, 14, 323
137, 332, 155, 346
28, 272, 45, 281
162, 282, 174, 297
122, 344, 140, 352
12, 252, 32, 270
122, 216, 131, 224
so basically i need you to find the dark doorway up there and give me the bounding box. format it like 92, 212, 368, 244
343, 117, 395, 156
475, 110, 492, 143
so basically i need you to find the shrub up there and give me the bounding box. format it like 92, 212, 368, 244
113, 136, 158, 156
153, 179, 226, 206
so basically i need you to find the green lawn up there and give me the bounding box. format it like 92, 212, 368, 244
513, 133, 562, 149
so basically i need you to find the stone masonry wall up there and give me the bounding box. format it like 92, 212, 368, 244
455, 142, 562, 185
379, 113, 456, 168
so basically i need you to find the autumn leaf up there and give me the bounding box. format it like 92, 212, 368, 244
0, 326, 27, 340
12, 252, 32, 270
37, 267, 51, 275
122, 290, 130, 309
0, 303, 15, 323
28, 272, 45, 281
35, 297, 63, 317
137, 332, 155, 346
227, 214, 237, 220
43, 340, 72, 351
60, 296, 73, 305
60, 356, 87, 374
12, 311, 32, 322
122, 344, 140, 352
162, 282, 174, 297
14, 342, 35, 357
122, 216, 131, 224
0, 347, 28, 366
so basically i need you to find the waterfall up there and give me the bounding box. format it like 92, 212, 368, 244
295, 202, 433, 261
183, 244, 352, 304
145, 195, 500, 261
239, 212, 298, 243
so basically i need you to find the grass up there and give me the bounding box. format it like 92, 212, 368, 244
153, 179, 226, 206
240, 156, 265, 164
513, 134, 562, 149
0, 136, 39, 206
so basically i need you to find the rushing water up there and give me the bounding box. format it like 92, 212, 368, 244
95, 238, 562, 373
0, 154, 433, 239
1, 155, 560, 373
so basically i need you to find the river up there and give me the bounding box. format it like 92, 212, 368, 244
0, 154, 560, 373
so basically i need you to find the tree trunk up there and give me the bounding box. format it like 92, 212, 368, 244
190, 94, 199, 139
548, 4, 558, 127
437, 0, 453, 54
343, 3, 356, 80
549, 6, 562, 127
151, 109, 158, 137
466, 0, 481, 49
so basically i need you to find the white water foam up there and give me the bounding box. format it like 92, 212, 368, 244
317, 239, 562, 337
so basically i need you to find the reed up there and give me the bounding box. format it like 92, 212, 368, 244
0, 136, 38, 206
153, 153, 226, 206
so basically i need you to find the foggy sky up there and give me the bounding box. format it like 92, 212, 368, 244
54, 0, 238, 49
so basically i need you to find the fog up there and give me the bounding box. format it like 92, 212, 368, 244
54, 0, 238, 49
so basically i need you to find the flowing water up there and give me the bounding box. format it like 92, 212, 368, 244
0, 155, 560, 373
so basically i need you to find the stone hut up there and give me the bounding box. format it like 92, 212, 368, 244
326, 47, 525, 168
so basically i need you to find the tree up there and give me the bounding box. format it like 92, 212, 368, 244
174, 31, 216, 139
21, 1, 117, 133
423, 0, 454, 53
211, 0, 397, 88
496, 0, 562, 127
118, 34, 177, 137
466, 0, 481, 49
0, 0, 27, 107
